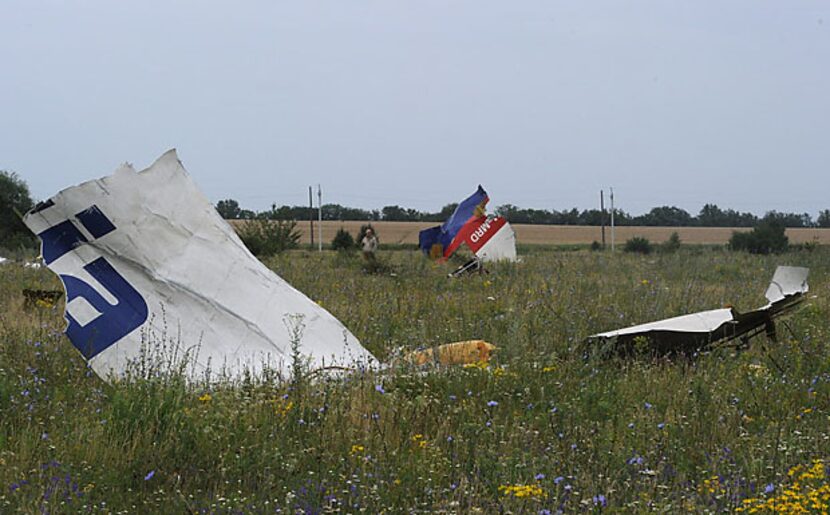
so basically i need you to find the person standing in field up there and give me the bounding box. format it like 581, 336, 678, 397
361, 227, 378, 263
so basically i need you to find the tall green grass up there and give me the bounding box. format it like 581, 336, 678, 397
1, 248, 828, 512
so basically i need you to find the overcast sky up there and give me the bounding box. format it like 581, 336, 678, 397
2, 1, 828, 216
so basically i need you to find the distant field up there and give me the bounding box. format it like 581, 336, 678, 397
243, 220, 830, 245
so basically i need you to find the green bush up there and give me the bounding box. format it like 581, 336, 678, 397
729, 219, 788, 254
661, 232, 681, 253
236, 218, 300, 256
623, 236, 653, 254
0, 171, 36, 250
331, 228, 356, 251
801, 238, 820, 253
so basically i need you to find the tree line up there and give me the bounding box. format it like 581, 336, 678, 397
216, 199, 830, 228
4, 169, 828, 253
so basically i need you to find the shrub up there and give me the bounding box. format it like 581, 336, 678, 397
590, 241, 602, 252
661, 232, 681, 253
0, 170, 36, 250
729, 219, 788, 254
623, 236, 653, 254
236, 218, 300, 256
801, 238, 820, 253
331, 228, 356, 251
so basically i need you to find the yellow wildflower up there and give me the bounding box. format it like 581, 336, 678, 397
499, 484, 547, 499
737, 459, 828, 513
350, 444, 365, 455
411, 434, 428, 449
274, 398, 294, 417
700, 475, 724, 495
463, 361, 489, 370
198, 393, 212, 403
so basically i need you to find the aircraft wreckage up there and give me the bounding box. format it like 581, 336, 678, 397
24, 150, 378, 381
418, 186, 517, 271
23, 150, 812, 380
587, 266, 810, 354
23, 150, 501, 382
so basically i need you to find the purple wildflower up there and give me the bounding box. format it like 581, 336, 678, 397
144, 470, 155, 481
627, 455, 643, 465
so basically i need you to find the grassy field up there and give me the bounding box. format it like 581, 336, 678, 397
271, 220, 830, 246
1, 246, 830, 513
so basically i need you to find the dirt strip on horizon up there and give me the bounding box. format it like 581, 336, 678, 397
231, 220, 830, 246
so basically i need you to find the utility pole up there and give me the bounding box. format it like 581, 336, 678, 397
309, 186, 314, 248
317, 184, 322, 252
600, 189, 606, 249
610, 187, 615, 253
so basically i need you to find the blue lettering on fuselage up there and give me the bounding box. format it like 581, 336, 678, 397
37, 205, 149, 359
